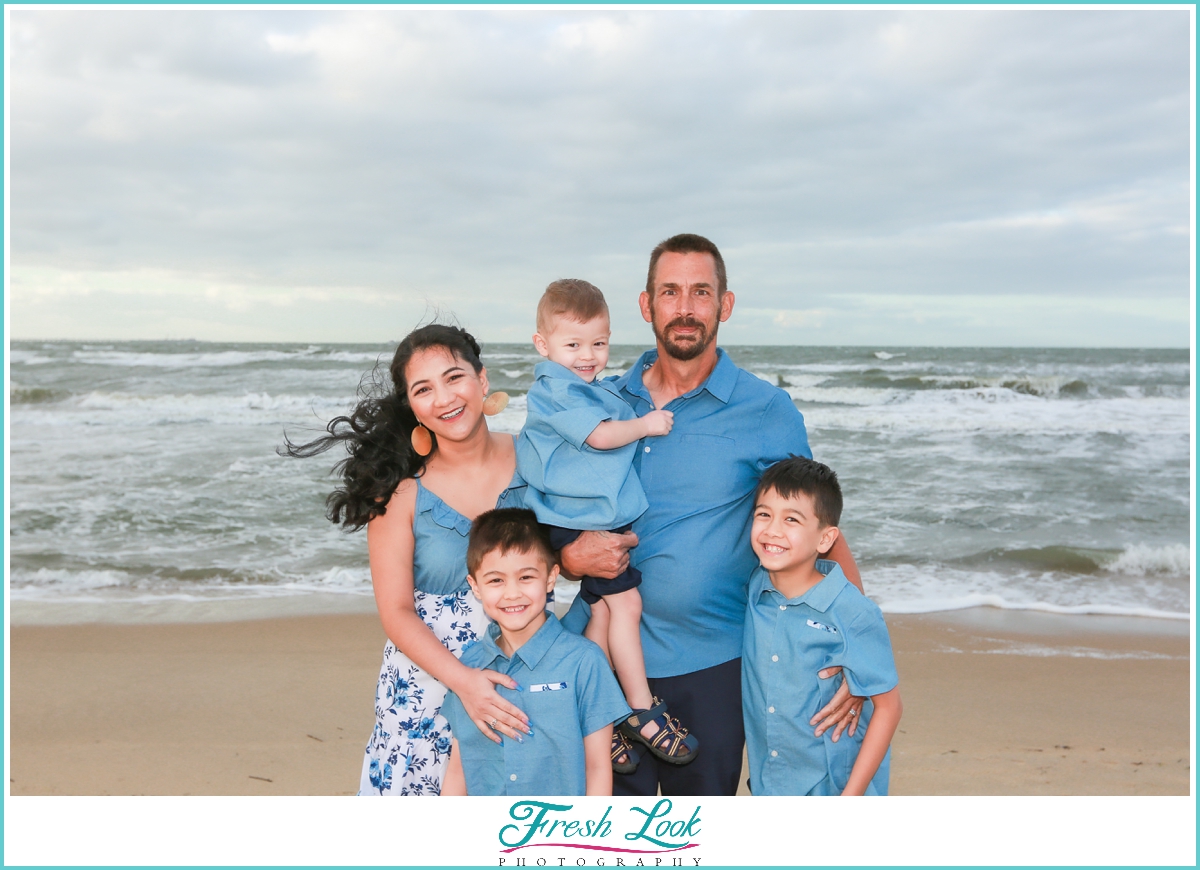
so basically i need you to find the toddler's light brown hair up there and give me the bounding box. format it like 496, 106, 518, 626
536, 279, 609, 334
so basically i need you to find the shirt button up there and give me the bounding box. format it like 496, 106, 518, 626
772, 655, 779, 662
768, 706, 775, 713
510, 774, 517, 781
779, 605, 787, 611
644, 446, 651, 453
771, 750, 779, 757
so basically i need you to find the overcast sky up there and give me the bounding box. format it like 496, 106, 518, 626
7, 8, 1192, 347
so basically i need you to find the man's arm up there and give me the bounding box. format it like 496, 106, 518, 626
823, 533, 862, 592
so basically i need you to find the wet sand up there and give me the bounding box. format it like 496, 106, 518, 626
8, 610, 1191, 795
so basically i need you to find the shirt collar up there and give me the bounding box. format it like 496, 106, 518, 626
614, 347, 737, 405
756, 559, 849, 613
804, 560, 850, 612
482, 611, 564, 670
533, 359, 582, 381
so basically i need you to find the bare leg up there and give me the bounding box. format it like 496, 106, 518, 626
604, 588, 654, 712
584, 598, 612, 668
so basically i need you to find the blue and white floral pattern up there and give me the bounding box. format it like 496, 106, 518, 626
358, 589, 488, 796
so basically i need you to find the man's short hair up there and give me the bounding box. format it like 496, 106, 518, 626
645, 233, 728, 299
536, 279, 610, 334
756, 457, 843, 527
466, 508, 558, 575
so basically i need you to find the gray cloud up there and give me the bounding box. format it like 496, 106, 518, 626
9, 9, 1191, 345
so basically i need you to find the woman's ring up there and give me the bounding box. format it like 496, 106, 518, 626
489, 718, 499, 730
848, 709, 857, 717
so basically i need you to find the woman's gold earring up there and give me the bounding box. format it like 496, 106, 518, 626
410, 424, 433, 457
482, 391, 510, 416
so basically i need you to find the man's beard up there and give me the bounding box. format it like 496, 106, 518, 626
653, 315, 718, 362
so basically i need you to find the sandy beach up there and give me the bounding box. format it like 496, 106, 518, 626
8, 609, 1190, 796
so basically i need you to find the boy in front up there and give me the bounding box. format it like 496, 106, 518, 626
742, 457, 902, 795
440, 508, 630, 796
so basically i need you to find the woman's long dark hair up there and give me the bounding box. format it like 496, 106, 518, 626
282, 324, 484, 531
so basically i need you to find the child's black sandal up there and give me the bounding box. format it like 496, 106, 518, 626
619, 696, 700, 765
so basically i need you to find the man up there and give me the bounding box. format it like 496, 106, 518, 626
561, 233, 862, 796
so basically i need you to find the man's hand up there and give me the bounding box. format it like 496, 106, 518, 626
560, 529, 638, 580
810, 666, 865, 741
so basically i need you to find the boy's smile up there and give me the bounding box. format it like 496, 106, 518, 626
752, 487, 840, 597
467, 547, 559, 655
532, 315, 611, 382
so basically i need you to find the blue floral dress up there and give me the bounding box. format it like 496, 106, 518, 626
358, 473, 526, 796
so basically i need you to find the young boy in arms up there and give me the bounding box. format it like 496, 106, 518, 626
440, 508, 630, 796
516, 279, 698, 774
742, 457, 902, 795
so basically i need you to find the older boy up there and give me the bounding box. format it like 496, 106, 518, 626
743, 458, 901, 795
440, 508, 630, 796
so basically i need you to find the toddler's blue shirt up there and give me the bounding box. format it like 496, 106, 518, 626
516, 360, 649, 530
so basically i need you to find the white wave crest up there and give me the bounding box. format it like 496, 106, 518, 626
878, 593, 1189, 621
67, 347, 380, 369
866, 561, 1190, 620
967, 642, 1183, 660
1107, 544, 1192, 577
9, 350, 56, 366
805, 392, 1188, 436
11, 568, 129, 591
63, 390, 353, 418
785, 385, 899, 406
9, 566, 374, 601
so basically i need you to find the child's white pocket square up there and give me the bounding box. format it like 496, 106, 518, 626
528, 682, 569, 692
806, 619, 838, 634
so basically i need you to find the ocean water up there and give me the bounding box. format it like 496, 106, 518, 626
7, 341, 1192, 625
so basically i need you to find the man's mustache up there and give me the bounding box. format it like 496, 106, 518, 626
664, 317, 707, 335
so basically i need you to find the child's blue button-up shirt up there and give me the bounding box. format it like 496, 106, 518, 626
562, 348, 812, 678
516, 360, 649, 530
441, 612, 630, 796
742, 560, 898, 796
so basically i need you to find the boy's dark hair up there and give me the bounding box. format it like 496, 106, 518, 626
755, 457, 843, 527
536, 278, 609, 333
467, 508, 558, 576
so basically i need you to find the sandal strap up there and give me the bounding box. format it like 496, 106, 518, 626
610, 730, 633, 762
624, 697, 670, 730
647, 713, 691, 757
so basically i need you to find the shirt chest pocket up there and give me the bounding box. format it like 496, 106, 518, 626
801, 622, 847, 714
650, 433, 742, 503
521, 683, 576, 730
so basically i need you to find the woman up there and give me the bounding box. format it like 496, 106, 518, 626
287, 324, 532, 795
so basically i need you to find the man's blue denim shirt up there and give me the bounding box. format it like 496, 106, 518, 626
563, 348, 811, 678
